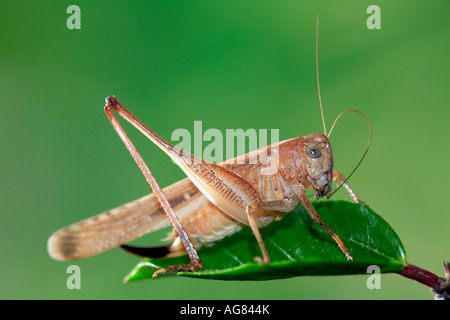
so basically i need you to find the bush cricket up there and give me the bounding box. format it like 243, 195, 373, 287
48, 17, 372, 278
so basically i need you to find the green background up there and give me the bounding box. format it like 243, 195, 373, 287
1, 0, 448, 299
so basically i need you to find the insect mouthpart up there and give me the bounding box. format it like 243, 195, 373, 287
313, 181, 332, 200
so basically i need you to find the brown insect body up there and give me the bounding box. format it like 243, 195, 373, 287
48, 130, 339, 261
48, 17, 371, 276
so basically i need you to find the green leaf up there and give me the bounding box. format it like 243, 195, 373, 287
124, 200, 406, 282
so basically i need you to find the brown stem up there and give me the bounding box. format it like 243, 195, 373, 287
397, 261, 449, 300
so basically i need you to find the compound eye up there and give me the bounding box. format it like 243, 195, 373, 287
306, 143, 321, 158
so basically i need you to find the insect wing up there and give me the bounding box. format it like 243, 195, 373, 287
48, 178, 199, 260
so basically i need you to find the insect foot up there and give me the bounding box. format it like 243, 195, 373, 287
337, 240, 353, 261
152, 261, 204, 279
358, 200, 368, 207
253, 256, 271, 264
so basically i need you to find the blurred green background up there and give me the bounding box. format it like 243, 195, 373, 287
1, 0, 448, 299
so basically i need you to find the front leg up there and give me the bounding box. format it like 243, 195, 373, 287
332, 171, 366, 205
293, 184, 353, 260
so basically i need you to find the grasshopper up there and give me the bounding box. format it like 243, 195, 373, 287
48, 17, 371, 278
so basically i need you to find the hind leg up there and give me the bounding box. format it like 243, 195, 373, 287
105, 97, 203, 277
121, 238, 203, 278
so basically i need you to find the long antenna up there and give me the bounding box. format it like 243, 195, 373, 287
327, 109, 372, 198
316, 15, 327, 136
